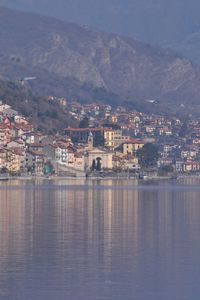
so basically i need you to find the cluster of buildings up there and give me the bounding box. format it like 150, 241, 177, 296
63, 101, 200, 175
0, 101, 113, 176
1, 97, 200, 177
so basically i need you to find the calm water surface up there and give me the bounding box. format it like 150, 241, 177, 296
0, 178, 200, 300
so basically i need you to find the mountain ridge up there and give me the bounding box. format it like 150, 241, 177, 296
0, 6, 200, 110
1, 0, 200, 64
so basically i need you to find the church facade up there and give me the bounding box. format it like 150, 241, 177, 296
84, 132, 113, 172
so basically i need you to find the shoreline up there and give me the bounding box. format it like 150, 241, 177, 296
0, 175, 193, 181
1, 174, 200, 182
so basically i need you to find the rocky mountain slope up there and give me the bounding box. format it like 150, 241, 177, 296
0, 6, 200, 108
1, 0, 200, 64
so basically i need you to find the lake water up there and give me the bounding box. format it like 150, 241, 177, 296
0, 178, 200, 300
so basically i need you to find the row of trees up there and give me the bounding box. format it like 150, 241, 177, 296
137, 143, 159, 169
137, 143, 175, 173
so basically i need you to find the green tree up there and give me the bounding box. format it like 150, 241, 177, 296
79, 117, 89, 128
96, 157, 102, 171
92, 159, 96, 171
0, 167, 8, 174
159, 165, 174, 174
137, 143, 159, 169
179, 120, 188, 137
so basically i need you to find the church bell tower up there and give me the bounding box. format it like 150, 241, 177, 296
88, 131, 93, 151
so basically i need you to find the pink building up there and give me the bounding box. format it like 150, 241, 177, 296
0, 124, 11, 146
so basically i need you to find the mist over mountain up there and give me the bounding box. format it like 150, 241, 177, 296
1, 0, 200, 64
1, 6, 200, 113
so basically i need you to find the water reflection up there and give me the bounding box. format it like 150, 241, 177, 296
0, 180, 200, 299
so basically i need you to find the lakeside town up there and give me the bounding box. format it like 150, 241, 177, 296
0, 96, 199, 179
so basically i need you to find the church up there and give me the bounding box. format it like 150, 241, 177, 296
84, 132, 113, 172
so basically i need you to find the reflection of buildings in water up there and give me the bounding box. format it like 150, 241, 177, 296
1, 180, 200, 295
2, 180, 200, 294
123, 188, 139, 253
0, 188, 27, 258
0, 186, 28, 295
102, 188, 112, 271
113, 188, 139, 259
137, 186, 200, 257
87, 188, 94, 242
37, 182, 200, 285
86, 186, 140, 273
170, 189, 200, 249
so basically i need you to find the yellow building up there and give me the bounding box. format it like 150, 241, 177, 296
0, 148, 8, 169
115, 139, 145, 156
104, 128, 130, 151
108, 115, 118, 123
7, 150, 24, 173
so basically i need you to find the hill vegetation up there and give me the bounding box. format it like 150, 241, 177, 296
0, 80, 76, 133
